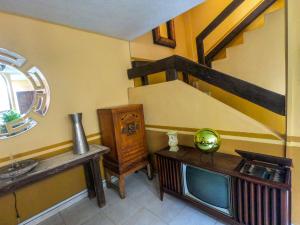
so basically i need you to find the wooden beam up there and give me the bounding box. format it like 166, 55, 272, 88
166, 69, 178, 81
205, 0, 276, 66
127, 55, 285, 115
196, 0, 244, 64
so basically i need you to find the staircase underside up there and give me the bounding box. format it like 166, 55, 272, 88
128, 55, 285, 136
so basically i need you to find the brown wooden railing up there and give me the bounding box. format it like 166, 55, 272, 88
127, 55, 285, 115
196, 0, 276, 66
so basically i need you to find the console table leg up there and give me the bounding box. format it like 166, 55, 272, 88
83, 163, 96, 199
90, 156, 106, 207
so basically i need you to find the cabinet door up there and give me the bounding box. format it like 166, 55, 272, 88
113, 107, 147, 161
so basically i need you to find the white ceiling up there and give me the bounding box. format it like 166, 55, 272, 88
0, 0, 204, 40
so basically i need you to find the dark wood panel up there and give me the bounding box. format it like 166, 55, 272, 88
236, 150, 292, 167
250, 183, 256, 225
256, 184, 262, 225
235, 178, 289, 225
196, 0, 244, 64
156, 155, 182, 195
243, 181, 249, 225
271, 188, 278, 225
237, 179, 243, 223
280, 190, 291, 225
131, 60, 152, 68
166, 69, 178, 81
182, 72, 189, 83
127, 55, 285, 115
156, 146, 242, 177
128, 56, 176, 78
264, 186, 270, 225
131, 61, 151, 85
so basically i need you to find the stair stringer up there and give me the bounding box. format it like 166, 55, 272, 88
211, 9, 285, 95
211, 0, 284, 62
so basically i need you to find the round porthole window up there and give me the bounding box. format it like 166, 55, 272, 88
0, 48, 50, 139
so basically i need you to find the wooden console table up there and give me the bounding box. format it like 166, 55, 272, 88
0, 144, 109, 208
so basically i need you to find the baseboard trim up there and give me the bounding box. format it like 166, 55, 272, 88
19, 190, 88, 225
19, 180, 107, 225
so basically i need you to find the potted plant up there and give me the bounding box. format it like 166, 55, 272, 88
0, 110, 21, 134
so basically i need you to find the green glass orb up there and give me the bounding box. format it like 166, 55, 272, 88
194, 128, 221, 153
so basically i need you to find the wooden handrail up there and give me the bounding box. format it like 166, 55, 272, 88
127, 55, 285, 115
196, 0, 244, 65
197, 0, 276, 66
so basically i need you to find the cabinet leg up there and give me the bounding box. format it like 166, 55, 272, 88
147, 163, 153, 180
160, 188, 164, 201
119, 175, 126, 199
105, 169, 112, 189
91, 156, 106, 207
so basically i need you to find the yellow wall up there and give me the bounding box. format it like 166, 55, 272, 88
0, 12, 132, 159
182, 0, 232, 61
0, 12, 132, 224
129, 80, 285, 178
287, 0, 300, 224
129, 14, 191, 61
212, 9, 285, 95
128, 80, 280, 136
184, 0, 284, 62
146, 129, 284, 159
191, 79, 285, 135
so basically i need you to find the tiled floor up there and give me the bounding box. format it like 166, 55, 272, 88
38, 173, 226, 225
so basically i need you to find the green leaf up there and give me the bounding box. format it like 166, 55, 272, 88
1, 110, 21, 123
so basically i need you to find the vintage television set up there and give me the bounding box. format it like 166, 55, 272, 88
156, 146, 292, 225
182, 164, 232, 216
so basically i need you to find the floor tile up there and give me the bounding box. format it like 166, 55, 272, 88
102, 196, 142, 225
60, 198, 101, 225
215, 221, 227, 225
129, 188, 160, 208
82, 213, 115, 225
133, 172, 160, 195
122, 208, 167, 225
36, 173, 221, 225
169, 205, 216, 225
125, 175, 149, 197
37, 214, 65, 225
141, 192, 187, 224
104, 187, 122, 207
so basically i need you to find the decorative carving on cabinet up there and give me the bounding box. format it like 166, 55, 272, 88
120, 112, 140, 136
121, 122, 139, 136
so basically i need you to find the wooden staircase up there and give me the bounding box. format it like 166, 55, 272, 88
127, 0, 285, 136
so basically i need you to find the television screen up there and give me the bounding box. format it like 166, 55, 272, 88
182, 164, 232, 215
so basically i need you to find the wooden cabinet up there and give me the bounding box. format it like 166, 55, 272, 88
97, 104, 151, 198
